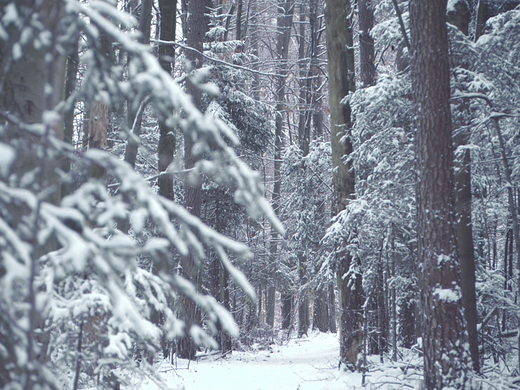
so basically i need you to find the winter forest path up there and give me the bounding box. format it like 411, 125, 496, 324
132, 332, 355, 390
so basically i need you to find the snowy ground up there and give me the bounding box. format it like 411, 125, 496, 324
130, 331, 424, 390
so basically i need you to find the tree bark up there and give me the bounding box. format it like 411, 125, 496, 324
313, 289, 329, 332
298, 250, 310, 337
0, 1, 66, 385
177, 0, 210, 360
266, 0, 294, 328
358, 0, 376, 87
157, 0, 177, 201
281, 293, 293, 330
410, 0, 471, 387
449, 0, 479, 373
124, 0, 153, 168
325, 0, 362, 370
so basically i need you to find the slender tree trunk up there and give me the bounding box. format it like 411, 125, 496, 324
281, 293, 293, 330
328, 282, 337, 333
297, 3, 310, 155
492, 116, 520, 372
309, 0, 323, 140
266, 0, 294, 328
157, 0, 177, 200
177, 0, 210, 360
358, 0, 376, 87
313, 289, 329, 332
125, 0, 153, 168
410, 0, 471, 387
236, 0, 243, 40
449, 0, 480, 373
298, 250, 309, 337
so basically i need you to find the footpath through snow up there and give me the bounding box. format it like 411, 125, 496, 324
129, 331, 424, 390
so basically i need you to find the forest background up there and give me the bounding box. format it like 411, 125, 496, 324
0, 0, 520, 389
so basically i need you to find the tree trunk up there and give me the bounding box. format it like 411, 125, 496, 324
309, 0, 323, 140
158, 0, 177, 201
298, 251, 310, 337
328, 282, 337, 333
358, 0, 376, 87
177, 0, 210, 360
62, 40, 79, 197
0, 0, 66, 384
125, 0, 153, 168
454, 118, 480, 374
267, 0, 294, 328
410, 0, 471, 387
281, 293, 293, 330
325, 0, 362, 370
236, 0, 243, 40
313, 289, 329, 332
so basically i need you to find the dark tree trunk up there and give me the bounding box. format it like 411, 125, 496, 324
325, 0, 362, 370
336, 254, 364, 369
410, 0, 471, 387
62, 40, 79, 197
450, 0, 479, 373
328, 282, 337, 333
177, 0, 210, 360
236, 0, 243, 40
313, 289, 329, 332
267, 0, 294, 328
298, 251, 310, 337
358, 0, 376, 87
281, 293, 293, 330
158, 0, 177, 201
124, 0, 153, 168
454, 117, 480, 374
297, 3, 311, 155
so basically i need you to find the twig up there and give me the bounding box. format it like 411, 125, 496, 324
151, 39, 284, 78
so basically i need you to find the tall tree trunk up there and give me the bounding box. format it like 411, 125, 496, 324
324, 0, 362, 370
313, 289, 329, 332
358, 0, 376, 87
157, 0, 177, 200
297, 3, 310, 155
492, 116, 520, 372
62, 40, 79, 197
266, 0, 294, 328
236, 0, 243, 40
281, 293, 293, 330
124, 0, 153, 168
410, 0, 471, 388
309, 0, 323, 140
449, 0, 480, 373
177, 0, 210, 360
0, 0, 67, 383
328, 282, 337, 333
298, 250, 310, 337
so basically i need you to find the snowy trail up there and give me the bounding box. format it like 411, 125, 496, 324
135, 332, 365, 390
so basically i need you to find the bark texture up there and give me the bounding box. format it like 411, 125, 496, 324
157, 0, 177, 201
410, 0, 471, 387
266, 0, 294, 328
450, 0, 479, 373
177, 0, 210, 360
325, 0, 363, 369
358, 0, 376, 87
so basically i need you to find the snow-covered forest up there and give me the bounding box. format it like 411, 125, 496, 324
1, 0, 520, 389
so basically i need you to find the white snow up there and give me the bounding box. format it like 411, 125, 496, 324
125, 331, 429, 390
131, 332, 342, 390
434, 287, 461, 303
0, 142, 16, 177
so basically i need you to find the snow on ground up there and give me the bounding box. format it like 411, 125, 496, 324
130, 331, 423, 390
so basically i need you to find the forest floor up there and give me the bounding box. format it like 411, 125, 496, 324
129, 331, 424, 390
